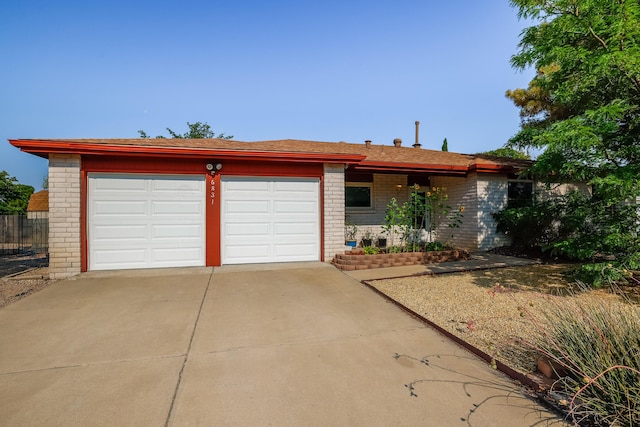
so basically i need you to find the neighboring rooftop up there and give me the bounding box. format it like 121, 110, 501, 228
27, 190, 49, 212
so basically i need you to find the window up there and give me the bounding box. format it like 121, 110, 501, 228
345, 183, 372, 208
508, 181, 533, 207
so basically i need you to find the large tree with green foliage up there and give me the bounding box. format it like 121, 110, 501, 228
138, 121, 233, 139
501, 0, 640, 285
0, 171, 34, 214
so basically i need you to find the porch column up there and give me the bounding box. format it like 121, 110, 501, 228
48, 154, 81, 279
323, 163, 345, 262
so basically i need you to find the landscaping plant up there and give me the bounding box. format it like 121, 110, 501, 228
527, 295, 640, 426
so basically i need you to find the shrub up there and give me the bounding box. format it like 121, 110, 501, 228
530, 296, 640, 426
493, 189, 640, 288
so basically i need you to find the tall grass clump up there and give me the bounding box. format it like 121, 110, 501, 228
533, 295, 640, 426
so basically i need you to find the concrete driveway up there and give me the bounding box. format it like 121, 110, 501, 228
0, 263, 565, 426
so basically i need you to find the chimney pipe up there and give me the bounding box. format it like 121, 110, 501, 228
413, 121, 421, 148
393, 138, 402, 148
364, 139, 372, 148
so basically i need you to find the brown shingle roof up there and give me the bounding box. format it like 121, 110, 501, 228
10, 138, 531, 173
27, 190, 48, 212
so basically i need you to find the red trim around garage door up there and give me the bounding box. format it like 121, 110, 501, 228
81, 156, 324, 271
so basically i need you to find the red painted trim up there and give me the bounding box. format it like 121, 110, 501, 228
208, 173, 221, 266
10, 140, 364, 164
80, 170, 88, 272
319, 174, 325, 262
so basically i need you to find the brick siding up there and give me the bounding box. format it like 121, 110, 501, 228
48, 154, 82, 279
323, 164, 346, 261
346, 173, 408, 245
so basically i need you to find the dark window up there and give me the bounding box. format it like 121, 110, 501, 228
345, 184, 372, 208
508, 181, 533, 207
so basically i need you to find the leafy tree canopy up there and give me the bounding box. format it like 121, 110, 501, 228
501, 0, 640, 286
506, 0, 640, 202
138, 121, 233, 139
0, 171, 34, 214
476, 147, 531, 160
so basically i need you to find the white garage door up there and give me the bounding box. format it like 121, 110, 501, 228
88, 174, 205, 271
221, 177, 320, 264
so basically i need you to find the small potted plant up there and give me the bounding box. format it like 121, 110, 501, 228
361, 228, 373, 247
345, 221, 358, 248
376, 232, 387, 248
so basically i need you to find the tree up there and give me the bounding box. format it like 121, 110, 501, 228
503, 0, 640, 285
441, 138, 448, 152
138, 121, 233, 139
476, 147, 530, 160
0, 171, 34, 214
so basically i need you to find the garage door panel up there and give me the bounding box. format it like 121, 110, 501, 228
151, 248, 204, 264
273, 222, 316, 235
89, 174, 205, 271
221, 177, 319, 264
225, 222, 270, 236
93, 249, 147, 267
151, 224, 203, 239
225, 244, 270, 261
225, 200, 270, 214
273, 180, 316, 192
152, 200, 203, 215
274, 243, 317, 256
152, 178, 203, 193
93, 177, 147, 192
273, 200, 316, 214
225, 179, 270, 192
93, 200, 147, 216
93, 225, 147, 240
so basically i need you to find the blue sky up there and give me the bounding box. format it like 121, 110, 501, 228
0, 0, 534, 190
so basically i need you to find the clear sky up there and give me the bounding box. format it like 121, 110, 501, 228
0, 0, 534, 190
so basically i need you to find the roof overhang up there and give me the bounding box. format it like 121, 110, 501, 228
351, 161, 469, 176
9, 139, 366, 165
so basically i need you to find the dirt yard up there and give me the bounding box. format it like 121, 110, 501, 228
0, 254, 54, 308
368, 264, 640, 374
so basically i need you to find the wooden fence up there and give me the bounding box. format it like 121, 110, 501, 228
0, 214, 49, 256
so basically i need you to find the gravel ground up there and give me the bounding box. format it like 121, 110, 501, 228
0, 254, 54, 309
369, 264, 639, 374
0, 270, 55, 308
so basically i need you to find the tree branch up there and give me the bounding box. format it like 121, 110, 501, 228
588, 26, 608, 49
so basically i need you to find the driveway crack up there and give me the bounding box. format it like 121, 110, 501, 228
164, 268, 214, 427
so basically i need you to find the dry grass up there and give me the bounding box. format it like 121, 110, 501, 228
369, 264, 639, 374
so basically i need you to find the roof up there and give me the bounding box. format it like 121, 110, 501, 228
9, 138, 531, 175
27, 190, 49, 212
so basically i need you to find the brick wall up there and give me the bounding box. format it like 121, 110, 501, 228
431, 175, 479, 250
346, 173, 408, 244
323, 164, 346, 261
48, 154, 81, 279
477, 173, 511, 250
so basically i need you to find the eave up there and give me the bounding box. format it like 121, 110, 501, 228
9, 139, 366, 165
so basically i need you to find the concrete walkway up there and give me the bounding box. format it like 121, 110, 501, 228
344, 252, 540, 281
0, 262, 565, 426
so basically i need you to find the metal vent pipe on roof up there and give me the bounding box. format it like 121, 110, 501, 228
393, 138, 402, 147
413, 121, 421, 148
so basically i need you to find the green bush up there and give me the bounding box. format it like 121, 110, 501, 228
532, 297, 640, 426
493, 190, 640, 287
